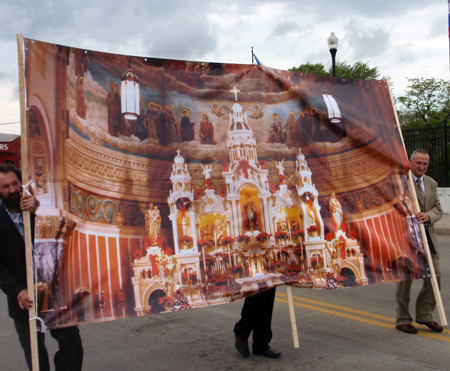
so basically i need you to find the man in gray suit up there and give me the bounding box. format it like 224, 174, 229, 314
396, 149, 444, 334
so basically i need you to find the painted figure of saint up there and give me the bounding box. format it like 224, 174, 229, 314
76, 76, 87, 120
285, 111, 299, 147
180, 109, 195, 141
145, 102, 158, 140
267, 113, 283, 143
164, 105, 179, 144
199, 113, 215, 144
106, 81, 121, 136
245, 201, 258, 231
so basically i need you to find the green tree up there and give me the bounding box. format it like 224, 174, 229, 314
289, 62, 328, 76
397, 77, 450, 128
290, 60, 379, 80
333, 61, 379, 80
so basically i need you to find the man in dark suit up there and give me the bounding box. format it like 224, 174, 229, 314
234, 287, 281, 358
0, 163, 83, 370
395, 149, 444, 334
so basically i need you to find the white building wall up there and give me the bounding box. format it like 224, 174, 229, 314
437, 188, 450, 214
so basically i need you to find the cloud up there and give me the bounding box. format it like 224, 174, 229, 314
268, 21, 299, 39
283, 0, 442, 20
144, 18, 218, 60
428, 7, 448, 38
1, 0, 449, 133
0, 1, 32, 37
0, 70, 17, 89
343, 19, 391, 60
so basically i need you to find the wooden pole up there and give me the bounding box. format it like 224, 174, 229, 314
17, 34, 40, 370
385, 77, 447, 326
286, 285, 299, 348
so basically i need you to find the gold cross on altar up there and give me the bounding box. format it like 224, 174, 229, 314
230, 86, 240, 101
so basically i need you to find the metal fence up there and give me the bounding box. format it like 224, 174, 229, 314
401, 121, 449, 187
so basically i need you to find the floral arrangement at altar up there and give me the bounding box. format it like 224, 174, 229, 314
307, 225, 319, 233
256, 232, 271, 242
219, 236, 235, 245
291, 229, 304, 239
179, 235, 193, 247
181, 271, 198, 284
158, 290, 191, 312
236, 235, 250, 243
310, 255, 323, 269
132, 249, 143, 260
209, 273, 229, 286
274, 231, 288, 241
325, 272, 343, 289
348, 230, 358, 240
197, 239, 213, 248
200, 255, 215, 267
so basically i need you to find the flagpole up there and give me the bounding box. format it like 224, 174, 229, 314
386, 76, 447, 327
251, 46, 254, 64
17, 34, 40, 370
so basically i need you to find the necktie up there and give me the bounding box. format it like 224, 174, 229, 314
416, 178, 425, 207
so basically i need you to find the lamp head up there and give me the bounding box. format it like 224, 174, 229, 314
327, 32, 338, 50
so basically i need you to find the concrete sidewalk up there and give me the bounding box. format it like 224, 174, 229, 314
435, 213, 450, 235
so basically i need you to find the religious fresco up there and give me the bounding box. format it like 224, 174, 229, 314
22, 38, 429, 328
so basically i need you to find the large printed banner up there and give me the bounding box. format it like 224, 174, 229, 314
22, 38, 428, 329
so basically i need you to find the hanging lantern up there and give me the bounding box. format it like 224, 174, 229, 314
322, 94, 342, 123
120, 58, 140, 120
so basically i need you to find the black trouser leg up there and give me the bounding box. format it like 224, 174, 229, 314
252, 288, 275, 347
234, 287, 276, 347
50, 326, 84, 371
14, 319, 50, 371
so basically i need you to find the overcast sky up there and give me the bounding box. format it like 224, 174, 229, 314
1, 0, 448, 135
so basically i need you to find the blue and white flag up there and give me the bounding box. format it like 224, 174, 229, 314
253, 53, 264, 66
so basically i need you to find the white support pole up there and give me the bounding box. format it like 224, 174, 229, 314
17, 33, 40, 370
286, 285, 299, 348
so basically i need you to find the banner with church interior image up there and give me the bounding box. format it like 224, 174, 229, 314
22, 38, 429, 329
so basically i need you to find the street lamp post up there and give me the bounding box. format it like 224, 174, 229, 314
327, 32, 338, 77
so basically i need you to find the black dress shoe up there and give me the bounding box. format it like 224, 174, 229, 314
235, 339, 249, 357
396, 324, 418, 334
253, 346, 281, 358
417, 321, 444, 332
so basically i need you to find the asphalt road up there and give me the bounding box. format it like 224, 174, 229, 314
1, 235, 449, 371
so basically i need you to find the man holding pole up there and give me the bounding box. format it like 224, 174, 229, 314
395, 149, 444, 334
0, 163, 83, 370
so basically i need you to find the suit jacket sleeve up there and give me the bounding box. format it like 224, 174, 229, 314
425, 175, 443, 226
0, 205, 27, 298
0, 256, 26, 298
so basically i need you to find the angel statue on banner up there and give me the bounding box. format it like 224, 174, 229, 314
329, 192, 343, 230
200, 163, 214, 189
276, 159, 285, 185
145, 203, 161, 245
